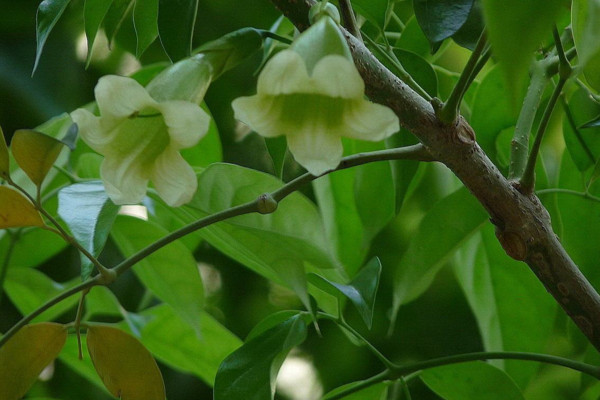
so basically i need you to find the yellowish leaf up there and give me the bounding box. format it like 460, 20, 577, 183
0, 126, 8, 180
11, 129, 65, 187
0, 323, 67, 400
0, 186, 44, 229
86, 325, 166, 400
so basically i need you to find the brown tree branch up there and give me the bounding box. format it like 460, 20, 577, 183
270, 0, 600, 351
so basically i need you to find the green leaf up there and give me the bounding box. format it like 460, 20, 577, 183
158, 0, 199, 61
351, 0, 389, 31
4, 268, 80, 322
84, 286, 124, 320
323, 381, 389, 400
0, 186, 44, 229
582, 114, 600, 129
133, 0, 159, 57
84, 0, 115, 66
421, 361, 525, 400
0, 323, 67, 400
110, 216, 204, 336
11, 129, 65, 187
214, 314, 308, 400
482, 0, 562, 103
0, 228, 66, 268
308, 257, 381, 329
451, 0, 484, 50
572, 0, 600, 91
413, 0, 474, 44
246, 311, 305, 341
453, 228, 557, 387
0, 126, 9, 180
562, 88, 600, 171
393, 49, 438, 98
86, 325, 166, 400
122, 305, 241, 384
102, 0, 135, 45
58, 181, 119, 280
59, 334, 106, 390
34, 0, 71, 73
396, 16, 431, 59
167, 163, 341, 310
392, 187, 488, 317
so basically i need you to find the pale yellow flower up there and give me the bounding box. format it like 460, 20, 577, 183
232, 15, 399, 175
71, 75, 210, 206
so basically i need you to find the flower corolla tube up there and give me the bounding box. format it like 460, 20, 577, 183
232, 7, 400, 175
71, 75, 210, 207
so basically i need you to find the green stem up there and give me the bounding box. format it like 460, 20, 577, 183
519, 77, 567, 193
438, 31, 487, 124
0, 230, 20, 307
338, 0, 362, 42
391, 351, 600, 379
0, 276, 101, 349
536, 188, 600, 203
324, 369, 392, 400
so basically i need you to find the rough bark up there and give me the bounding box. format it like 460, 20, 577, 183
270, 0, 600, 351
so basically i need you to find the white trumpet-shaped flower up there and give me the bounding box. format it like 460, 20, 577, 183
232, 13, 399, 176
71, 75, 210, 206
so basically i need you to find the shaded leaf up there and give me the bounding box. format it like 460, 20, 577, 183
394, 48, 439, 101
482, 0, 562, 103
581, 114, 600, 129
84, 0, 115, 65
103, 0, 135, 45
158, 0, 199, 61
562, 88, 600, 171
0, 186, 44, 229
34, 0, 72, 73
413, 0, 474, 44
86, 325, 166, 400
11, 129, 65, 187
0, 323, 67, 400
421, 361, 525, 400
323, 381, 389, 400
111, 216, 204, 336
352, 0, 389, 31
0, 126, 8, 180
308, 257, 382, 329
392, 187, 488, 317
451, 0, 485, 50
214, 314, 308, 400
133, 0, 159, 57
58, 181, 119, 280
572, 0, 600, 91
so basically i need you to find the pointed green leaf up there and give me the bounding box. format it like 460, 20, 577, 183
110, 216, 204, 336
158, 0, 199, 61
0, 126, 9, 180
482, 0, 562, 103
58, 181, 119, 280
11, 129, 65, 187
86, 325, 166, 400
421, 361, 525, 400
0, 323, 67, 400
392, 187, 488, 318
84, 0, 115, 65
351, 0, 389, 31
214, 314, 308, 400
34, 0, 72, 73
0, 186, 44, 229
133, 0, 159, 57
308, 257, 382, 329
413, 0, 474, 44
102, 0, 135, 45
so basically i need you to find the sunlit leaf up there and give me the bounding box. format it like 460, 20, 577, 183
413, 0, 474, 44
34, 0, 72, 73
0, 323, 67, 400
308, 257, 382, 329
84, 0, 115, 65
214, 314, 308, 400
111, 216, 204, 336
158, 0, 199, 61
133, 0, 159, 57
0, 186, 44, 229
11, 129, 65, 187
392, 187, 487, 319
86, 325, 166, 400
58, 181, 119, 280
421, 361, 525, 400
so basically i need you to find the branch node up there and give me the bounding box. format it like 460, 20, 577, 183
257, 193, 279, 214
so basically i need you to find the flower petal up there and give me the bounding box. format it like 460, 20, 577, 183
232, 95, 283, 138
310, 55, 364, 98
158, 100, 210, 149
151, 148, 198, 207
100, 157, 149, 205
287, 127, 343, 176
95, 75, 158, 119
70, 109, 108, 154
341, 101, 400, 141
257, 50, 310, 95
